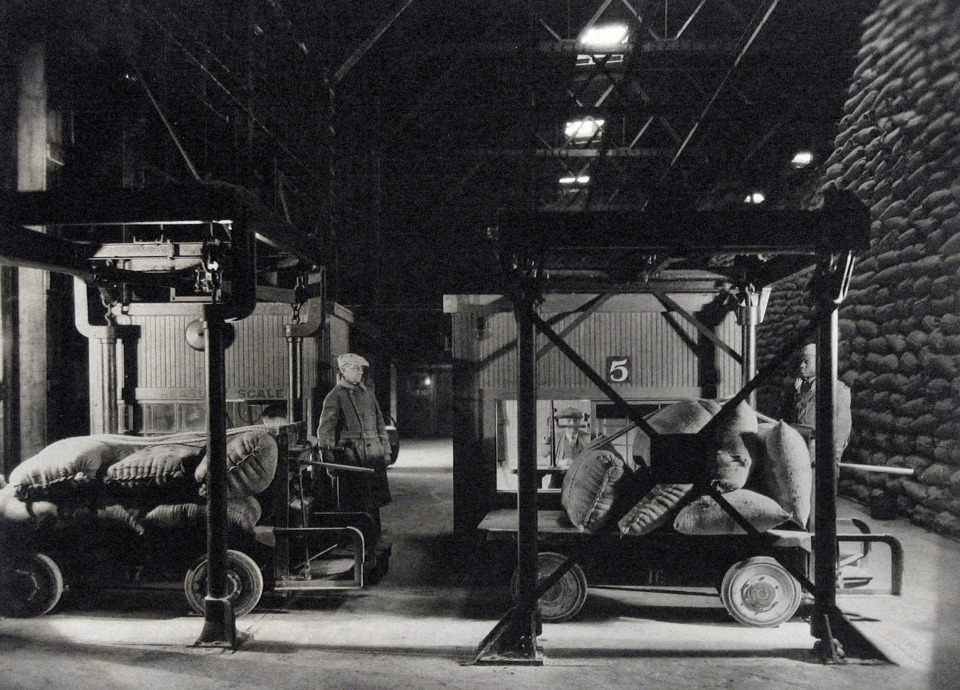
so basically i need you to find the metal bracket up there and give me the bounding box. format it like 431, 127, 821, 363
810, 251, 856, 307
812, 605, 891, 664
194, 597, 244, 650
471, 606, 543, 665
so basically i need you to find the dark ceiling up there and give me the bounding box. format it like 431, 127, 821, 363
3, 0, 877, 361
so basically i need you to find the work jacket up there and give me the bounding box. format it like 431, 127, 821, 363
780, 376, 852, 462
317, 379, 391, 461
317, 379, 392, 508
552, 429, 591, 469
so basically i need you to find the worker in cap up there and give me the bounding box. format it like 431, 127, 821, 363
555, 406, 588, 427
317, 353, 392, 546
337, 352, 369, 369
543, 406, 592, 487
776, 343, 854, 541
777, 343, 852, 464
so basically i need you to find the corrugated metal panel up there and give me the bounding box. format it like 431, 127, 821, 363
226, 313, 288, 391
478, 312, 517, 388
717, 314, 743, 397
128, 308, 334, 400
529, 311, 704, 389
131, 314, 203, 390
304, 337, 318, 390
470, 305, 742, 395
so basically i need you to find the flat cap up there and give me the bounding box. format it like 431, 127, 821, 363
337, 353, 370, 368
555, 406, 585, 420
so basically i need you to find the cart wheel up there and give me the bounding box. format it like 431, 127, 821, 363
720, 556, 801, 628
184, 549, 264, 617
0, 552, 64, 618
510, 551, 587, 623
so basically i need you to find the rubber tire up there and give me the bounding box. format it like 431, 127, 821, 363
719, 556, 801, 628
510, 551, 588, 623
0, 552, 64, 618
184, 549, 264, 617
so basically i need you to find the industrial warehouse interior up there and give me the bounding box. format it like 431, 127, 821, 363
2, 1, 960, 689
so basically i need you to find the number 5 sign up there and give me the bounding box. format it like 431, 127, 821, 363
605, 356, 632, 383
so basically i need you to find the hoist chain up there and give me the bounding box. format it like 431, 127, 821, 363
291, 271, 308, 324
99, 287, 119, 326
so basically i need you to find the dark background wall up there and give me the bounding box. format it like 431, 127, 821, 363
758, 0, 960, 537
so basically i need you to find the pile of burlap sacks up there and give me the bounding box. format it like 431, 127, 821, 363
0, 427, 277, 541
561, 400, 811, 536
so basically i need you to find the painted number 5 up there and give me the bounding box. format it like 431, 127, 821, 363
606, 356, 631, 383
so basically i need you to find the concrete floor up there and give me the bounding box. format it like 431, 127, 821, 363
1, 438, 958, 689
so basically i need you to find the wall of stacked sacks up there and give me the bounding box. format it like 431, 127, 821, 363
756, 0, 960, 537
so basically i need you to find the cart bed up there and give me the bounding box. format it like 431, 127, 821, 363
477, 509, 812, 551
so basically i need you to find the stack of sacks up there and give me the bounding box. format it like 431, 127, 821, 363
560, 399, 737, 534
667, 405, 813, 536
671, 408, 812, 536
145, 429, 277, 533
669, 400, 783, 537
2, 435, 145, 535
0, 428, 277, 539
559, 399, 812, 537
9, 436, 144, 502
620, 399, 777, 536
616, 399, 720, 536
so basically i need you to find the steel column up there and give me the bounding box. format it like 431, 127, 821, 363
812, 307, 839, 624
472, 288, 542, 664
195, 304, 238, 648
515, 293, 540, 653
808, 251, 887, 662
739, 289, 759, 409
1, 267, 20, 476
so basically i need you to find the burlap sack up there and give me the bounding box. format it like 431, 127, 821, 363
195, 431, 278, 498
561, 448, 629, 532
674, 489, 789, 535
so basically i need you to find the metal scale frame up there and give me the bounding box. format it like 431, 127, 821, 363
470, 195, 895, 665
0, 181, 324, 649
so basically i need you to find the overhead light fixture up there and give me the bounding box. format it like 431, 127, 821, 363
744, 191, 766, 204
560, 175, 591, 185
577, 24, 629, 66
790, 150, 814, 168
579, 24, 630, 49
565, 118, 605, 141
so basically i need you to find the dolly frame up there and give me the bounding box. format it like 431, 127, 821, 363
264, 425, 381, 593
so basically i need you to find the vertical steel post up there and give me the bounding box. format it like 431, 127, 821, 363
812, 307, 839, 638
1, 266, 20, 477
472, 287, 543, 664
195, 303, 237, 647
515, 294, 539, 656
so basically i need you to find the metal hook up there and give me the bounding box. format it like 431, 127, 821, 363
98, 286, 119, 326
